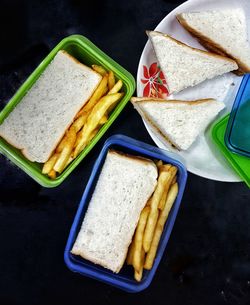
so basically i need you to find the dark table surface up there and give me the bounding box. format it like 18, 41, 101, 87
0, 1, 250, 304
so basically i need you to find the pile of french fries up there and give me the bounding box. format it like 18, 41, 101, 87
42, 65, 124, 179
127, 160, 178, 282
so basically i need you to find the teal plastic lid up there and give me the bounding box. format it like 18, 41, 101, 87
225, 74, 250, 158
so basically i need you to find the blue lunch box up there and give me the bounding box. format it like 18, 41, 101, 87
64, 134, 187, 292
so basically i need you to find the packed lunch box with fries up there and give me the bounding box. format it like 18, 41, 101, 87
64, 135, 187, 292
0, 35, 135, 187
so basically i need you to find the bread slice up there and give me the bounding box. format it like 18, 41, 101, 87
147, 31, 238, 94
71, 150, 158, 273
177, 9, 250, 75
131, 97, 225, 150
0, 50, 102, 163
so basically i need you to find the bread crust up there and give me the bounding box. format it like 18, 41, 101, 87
71, 248, 122, 273
108, 149, 158, 170
176, 14, 247, 75
60, 50, 103, 79
147, 30, 238, 67
131, 96, 216, 105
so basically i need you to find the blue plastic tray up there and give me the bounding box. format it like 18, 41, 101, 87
64, 135, 187, 292
225, 74, 250, 158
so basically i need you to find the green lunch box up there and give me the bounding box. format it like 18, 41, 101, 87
0, 35, 135, 187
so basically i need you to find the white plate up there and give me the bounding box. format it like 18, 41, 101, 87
136, 0, 250, 182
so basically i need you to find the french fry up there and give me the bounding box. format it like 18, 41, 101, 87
144, 183, 178, 270
156, 160, 163, 169
83, 74, 109, 112
108, 70, 115, 90
169, 166, 178, 187
59, 155, 74, 173
56, 135, 68, 153
72, 111, 89, 132
54, 127, 76, 173
158, 190, 170, 211
158, 165, 177, 211
99, 114, 108, 125
134, 269, 143, 282
108, 79, 123, 94
42, 153, 59, 174
57, 126, 101, 172
156, 164, 171, 174
85, 128, 100, 144
105, 79, 123, 114
169, 166, 177, 177
127, 238, 136, 265
57, 114, 91, 152
171, 175, 177, 185
73, 127, 100, 159
134, 248, 145, 282
143, 209, 159, 253
73, 93, 123, 157
133, 206, 150, 272
161, 164, 172, 172
48, 169, 57, 179
75, 107, 87, 119
92, 64, 107, 76
146, 197, 152, 206
52, 115, 102, 171
143, 170, 170, 252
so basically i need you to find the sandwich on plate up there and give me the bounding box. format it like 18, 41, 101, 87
177, 8, 250, 75
131, 97, 225, 151
146, 31, 238, 95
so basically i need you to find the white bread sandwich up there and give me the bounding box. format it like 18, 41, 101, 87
146, 31, 238, 94
131, 97, 225, 151
71, 150, 158, 273
0, 50, 102, 163
177, 9, 250, 75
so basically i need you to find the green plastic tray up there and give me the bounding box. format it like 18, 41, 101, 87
0, 35, 135, 187
211, 114, 250, 188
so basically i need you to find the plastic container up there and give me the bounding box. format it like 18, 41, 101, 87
0, 35, 135, 187
211, 115, 250, 188
64, 134, 187, 292
225, 74, 250, 158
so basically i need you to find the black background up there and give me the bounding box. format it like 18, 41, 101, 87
0, 1, 250, 304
